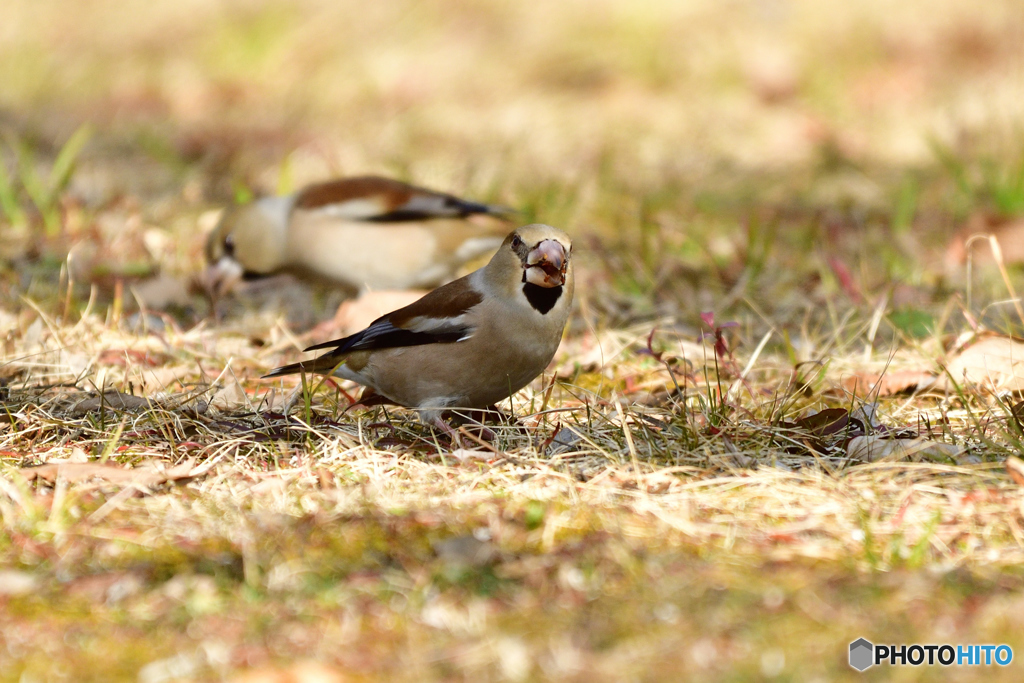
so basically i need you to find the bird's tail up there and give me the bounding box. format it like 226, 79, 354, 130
262, 354, 345, 379
453, 197, 518, 220
479, 202, 519, 219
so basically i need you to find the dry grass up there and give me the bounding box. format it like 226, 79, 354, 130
3, 0, 1024, 681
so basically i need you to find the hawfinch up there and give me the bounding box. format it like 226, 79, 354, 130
264, 224, 574, 434
203, 176, 513, 297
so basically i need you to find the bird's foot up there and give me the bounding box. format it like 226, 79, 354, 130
429, 416, 465, 449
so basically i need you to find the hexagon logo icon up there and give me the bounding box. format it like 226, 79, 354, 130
849, 638, 874, 671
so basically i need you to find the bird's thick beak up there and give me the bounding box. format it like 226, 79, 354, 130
199, 257, 244, 300
524, 240, 567, 288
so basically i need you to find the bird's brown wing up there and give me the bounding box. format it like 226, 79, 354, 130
263, 276, 485, 379
293, 176, 514, 222
305, 275, 483, 352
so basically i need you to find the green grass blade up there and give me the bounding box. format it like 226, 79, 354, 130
48, 123, 93, 197
0, 157, 28, 228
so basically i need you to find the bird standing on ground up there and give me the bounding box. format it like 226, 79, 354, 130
203, 176, 513, 298
263, 224, 574, 436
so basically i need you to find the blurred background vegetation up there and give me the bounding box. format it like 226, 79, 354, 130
1, 0, 1024, 331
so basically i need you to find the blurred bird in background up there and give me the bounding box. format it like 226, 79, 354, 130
202, 175, 514, 301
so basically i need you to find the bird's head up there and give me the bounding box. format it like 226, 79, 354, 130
201, 199, 289, 298
486, 224, 573, 308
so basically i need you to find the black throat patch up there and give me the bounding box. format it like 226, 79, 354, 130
523, 283, 562, 314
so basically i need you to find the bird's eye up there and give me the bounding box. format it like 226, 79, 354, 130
510, 235, 522, 249
223, 234, 235, 257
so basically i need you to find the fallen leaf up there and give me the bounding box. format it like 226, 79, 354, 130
1006, 456, 1024, 487
847, 436, 965, 463
841, 370, 935, 397
547, 426, 584, 454
210, 382, 248, 409
850, 403, 884, 431
946, 214, 1024, 268
796, 408, 853, 437
71, 391, 154, 415
18, 458, 198, 488
937, 336, 1024, 393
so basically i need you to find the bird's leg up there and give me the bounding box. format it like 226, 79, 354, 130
323, 377, 358, 405
429, 415, 464, 449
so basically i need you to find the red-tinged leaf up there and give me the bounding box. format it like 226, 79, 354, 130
639, 328, 663, 361
700, 311, 716, 328
715, 334, 730, 361
827, 256, 862, 302
539, 421, 561, 451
